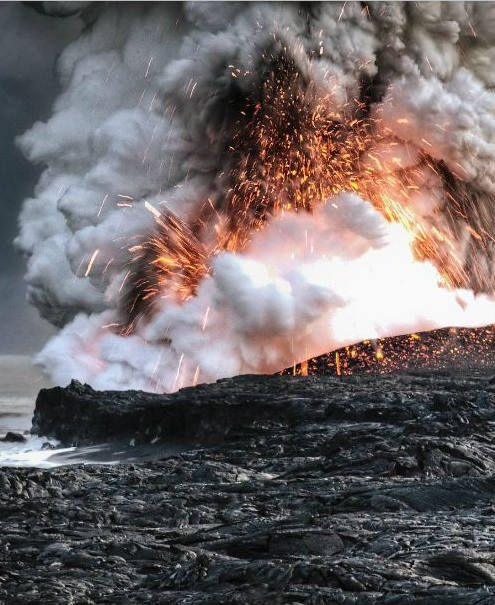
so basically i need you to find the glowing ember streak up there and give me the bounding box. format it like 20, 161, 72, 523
119, 270, 131, 293
335, 351, 341, 376
201, 306, 210, 331
84, 249, 100, 277
97, 194, 108, 218
103, 258, 114, 274
193, 365, 200, 386
173, 353, 185, 390
145, 201, 161, 218
145, 56, 153, 78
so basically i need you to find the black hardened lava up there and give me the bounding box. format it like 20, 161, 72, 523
2, 365, 495, 603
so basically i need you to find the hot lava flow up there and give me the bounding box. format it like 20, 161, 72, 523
117, 45, 495, 380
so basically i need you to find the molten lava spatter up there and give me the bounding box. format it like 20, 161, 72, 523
122, 45, 485, 336
21, 3, 495, 393
286, 325, 495, 377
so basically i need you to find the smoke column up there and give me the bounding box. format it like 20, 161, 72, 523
16, 2, 495, 391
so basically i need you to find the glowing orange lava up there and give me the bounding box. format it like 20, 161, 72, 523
121, 46, 494, 346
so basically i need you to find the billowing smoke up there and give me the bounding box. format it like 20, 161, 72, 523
16, 2, 495, 391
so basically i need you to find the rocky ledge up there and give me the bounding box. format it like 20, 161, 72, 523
3, 370, 495, 603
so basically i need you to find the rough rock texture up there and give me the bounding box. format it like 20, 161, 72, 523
32, 378, 309, 447
3, 371, 495, 603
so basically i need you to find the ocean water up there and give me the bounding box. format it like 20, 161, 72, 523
0, 357, 190, 467
0, 356, 69, 467
0, 355, 51, 435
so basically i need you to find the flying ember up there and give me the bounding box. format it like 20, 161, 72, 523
17, 2, 495, 392
121, 46, 490, 334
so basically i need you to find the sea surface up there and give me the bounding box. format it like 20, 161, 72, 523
0, 355, 51, 435
0, 356, 189, 467
0, 356, 67, 467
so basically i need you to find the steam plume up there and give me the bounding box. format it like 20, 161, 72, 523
16, 2, 495, 391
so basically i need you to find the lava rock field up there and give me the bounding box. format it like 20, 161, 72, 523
2, 370, 495, 603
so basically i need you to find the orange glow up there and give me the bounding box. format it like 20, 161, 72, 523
122, 48, 491, 345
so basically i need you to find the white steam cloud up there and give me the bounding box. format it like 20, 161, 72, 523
16, 2, 495, 391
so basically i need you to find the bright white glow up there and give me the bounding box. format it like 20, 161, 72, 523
38, 193, 495, 392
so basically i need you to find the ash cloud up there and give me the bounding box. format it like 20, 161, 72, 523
16, 2, 495, 388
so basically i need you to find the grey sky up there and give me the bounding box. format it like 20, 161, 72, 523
0, 2, 82, 353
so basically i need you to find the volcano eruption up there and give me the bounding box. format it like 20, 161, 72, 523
16, 2, 495, 391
